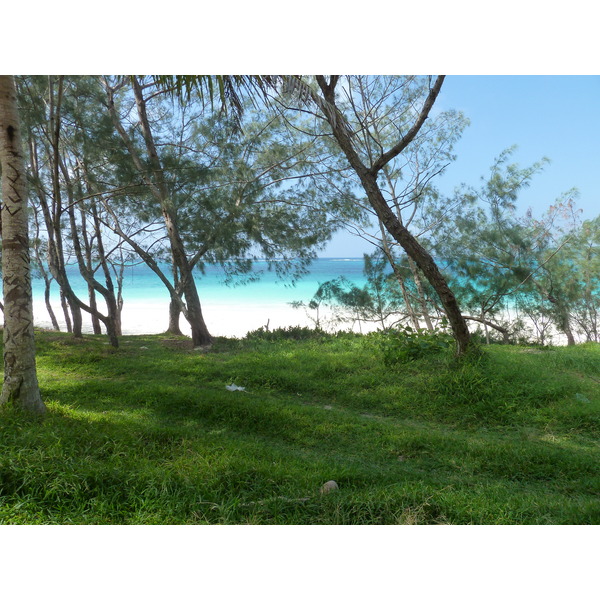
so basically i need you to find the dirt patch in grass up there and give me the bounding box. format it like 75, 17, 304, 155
160, 337, 195, 351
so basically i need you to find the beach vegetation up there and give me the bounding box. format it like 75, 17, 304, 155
296, 147, 599, 348
284, 76, 473, 355
2, 74, 599, 420
16, 75, 362, 351
0, 328, 598, 524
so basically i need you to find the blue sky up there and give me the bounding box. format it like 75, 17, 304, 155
321, 75, 600, 257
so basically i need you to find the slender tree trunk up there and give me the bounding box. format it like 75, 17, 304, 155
378, 224, 420, 330
463, 315, 510, 344
165, 261, 183, 335
113, 261, 124, 337
67, 197, 119, 347
481, 308, 491, 344
115, 77, 213, 346
0, 76, 45, 413
391, 263, 420, 330
60, 289, 73, 333
527, 273, 577, 346
31, 207, 60, 331
46, 76, 83, 340
406, 257, 435, 331
44, 280, 60, 331
371, 193, 471, 354
77, 201, 102, 335
558, 307, 576, 346
88, 286, 102, 334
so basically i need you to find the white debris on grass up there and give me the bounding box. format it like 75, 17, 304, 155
226, 384, 246, 392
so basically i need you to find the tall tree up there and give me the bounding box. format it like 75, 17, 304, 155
0, 76, 45, 413
286, 76, 473, 355
19, 76, 128, 346
433, 149, 584, 345
102, 77, 358, 346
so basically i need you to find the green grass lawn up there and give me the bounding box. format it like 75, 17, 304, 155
1, 328, 599, 524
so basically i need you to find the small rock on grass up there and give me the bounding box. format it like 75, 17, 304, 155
320, 480, 339, 495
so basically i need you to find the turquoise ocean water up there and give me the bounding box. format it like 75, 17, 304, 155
32, 258, 369, 307
29, 257, 547, 341
30, 258, 373, 335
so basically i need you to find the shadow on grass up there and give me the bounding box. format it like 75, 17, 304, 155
3, 332, 597, 524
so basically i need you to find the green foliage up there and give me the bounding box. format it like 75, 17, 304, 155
294, 250, 413, 331
244, 325, 328, 342
378, 325, 455, 365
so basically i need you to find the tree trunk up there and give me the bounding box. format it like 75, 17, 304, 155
67, 200, 119, 348
166, 297, 183, 335
558, 307, 576, 346
407, 257, 435, 331
391, 263, 420, 330
40, 76, 84, 340
165, 260, 183, 334
124, 77, 213, 347
31, 207, 60, 331
367, 188, 471, 355
378, 224, 421, 330
180, 273, 212, 346
44, 279, 60, 331
0, 76, 45, 413
463, 315, 511, 344
60, 289, 73, 333
88, 286, 102, 334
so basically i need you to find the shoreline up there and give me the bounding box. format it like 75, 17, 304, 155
32, 298, 317, 339
32, 298, 574, 346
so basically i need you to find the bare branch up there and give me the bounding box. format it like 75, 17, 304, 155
369, 76, 445, 175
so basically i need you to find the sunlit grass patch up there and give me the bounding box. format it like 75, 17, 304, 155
1, 329, 599, 524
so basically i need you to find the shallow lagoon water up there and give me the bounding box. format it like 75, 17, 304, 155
31, 258, 371, 337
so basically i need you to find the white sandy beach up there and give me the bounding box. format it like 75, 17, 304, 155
32, 298, 318, 338
32, 296, 572, 345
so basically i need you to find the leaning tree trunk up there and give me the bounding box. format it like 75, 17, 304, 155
0, 76, 45, 413
314, 76, 471, 356
378, 224, 421, 330
106, 78, 213, 347
43, 279, 60, 331
131, 77, 212, 346
364, 180, 472, 355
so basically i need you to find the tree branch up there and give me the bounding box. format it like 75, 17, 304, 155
368, 76, 445, 175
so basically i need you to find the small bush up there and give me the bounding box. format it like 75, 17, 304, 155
244, 325, 327, 342
378, 326, 454, 365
